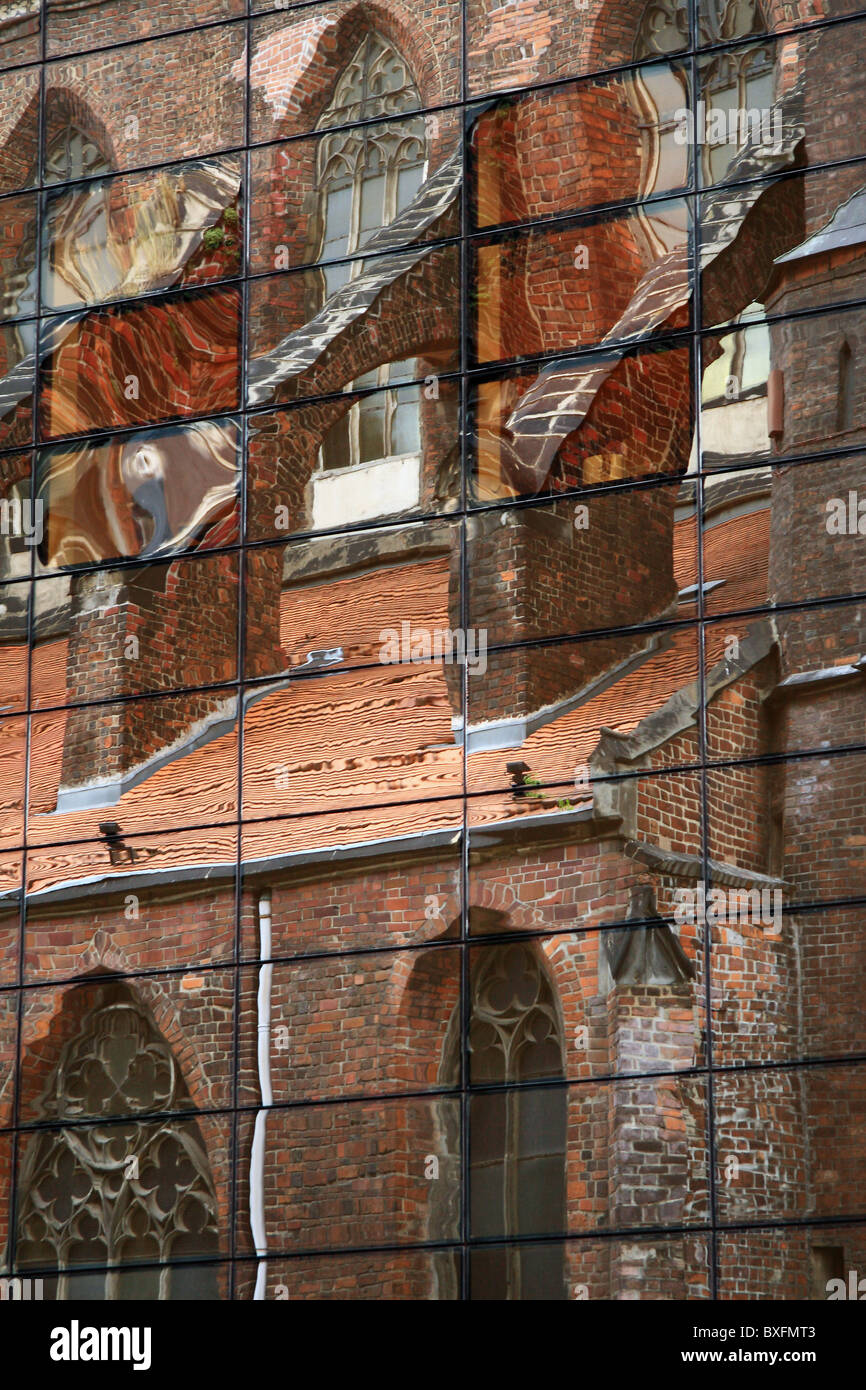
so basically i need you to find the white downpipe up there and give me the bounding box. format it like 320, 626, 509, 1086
251, 891, 273, 1301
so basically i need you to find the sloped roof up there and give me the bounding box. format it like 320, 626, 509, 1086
0, 495, 774, 891
775, 183, 866, 265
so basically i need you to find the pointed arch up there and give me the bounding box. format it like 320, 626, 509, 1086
313, 29, 428, 508
627, 0, 775, 260
42, 89, 116, 185
443, 940, 568, 1300
318, 29, 424, 128
635, 0, 768, 57
262, 1, 446, 144
15, 978, 219, 1300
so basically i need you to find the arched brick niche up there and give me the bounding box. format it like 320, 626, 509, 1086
250, 0, 456, 145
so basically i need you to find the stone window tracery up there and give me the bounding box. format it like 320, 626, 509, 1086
316, 34, 427, 496
45, 125, 112, 184
447, 942, 567, 1299
633, 0, 773, 235
15, 982, 219, 1300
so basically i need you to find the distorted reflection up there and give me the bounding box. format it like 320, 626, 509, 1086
36, 418, 239, 568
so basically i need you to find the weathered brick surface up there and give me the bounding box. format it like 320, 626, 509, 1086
2, 0, 865, 1300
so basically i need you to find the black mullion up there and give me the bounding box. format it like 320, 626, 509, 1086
458, 0, 471, 1303
228, 0, 255, 1304
8, 0, 859, 1302
7, 0, 46, 1283
689, 0, 721, 1303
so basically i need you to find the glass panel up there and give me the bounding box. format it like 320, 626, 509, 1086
27, 690, 240, 846
0, 711, 25, 850
711, 902, 866, 1069
0, 192, 37, 323
467, 0, 691, 97
247, 243, 459, 410
470, 1077, 709, 1236
39, 286, 241, 440
30, 550, 240, 709
0, 327, 35, 448
322, 184, 352, 261
466, 629, 702, 798
169, 1264, 221, 1300
701, 456, 866, 613
236, 1096, 461, 1252
359, 171, 386, 234
44, 26, 246, 182
714, 1063, 866, 1223
470, 340, 693, 503
707, 749, 866, 908
697, 19, 866, 190
23, 826, 238, 983
235, 1250, 459, 1299
46, 0, 244, 56
705, 599, 866, 762
18, 974, 234, 1123
700, 297, 866, 469
470, 61, 693, 230
238, 947, 461, 1103
0, 67, 40, 195
0, 0, 39, 70
472, 199, 692, 368
35, 417, 240, 571
16, 1114, 228, 1277
319, 410, 351, 470
241, 666, 463, 821
471, 1235, 709, 1300
391, 384, 421, 454
116, 1268, 162, 1300
249, 10, 461, 144
358, 393, 387, 461
718, 1224, 866, 1301
698, 0, 863, 42
240, 811, 462, 957
467, 481, 697, 646
249, 112, 458, 278
246, 379, 459, 538
397, 161, 425, 210
42, 155, 243, 313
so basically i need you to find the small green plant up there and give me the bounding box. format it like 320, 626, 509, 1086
202, 208, 242, 259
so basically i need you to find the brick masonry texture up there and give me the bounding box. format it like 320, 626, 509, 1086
0, 0, 864, 1302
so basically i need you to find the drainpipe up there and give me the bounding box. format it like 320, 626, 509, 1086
251, 890, 273, 1301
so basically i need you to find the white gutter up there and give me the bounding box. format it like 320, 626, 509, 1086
251, 890, 273, 1301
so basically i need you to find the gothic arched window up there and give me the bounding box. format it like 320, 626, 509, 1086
0, 127, 104, 357
38, 126, 114, 319
634, 0, 772, 213
15, 981, 219, 1300
630, 3, 690, 252
455, 942, 567, 1299
45, 125, 112, 184
316, 34, 427, 491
